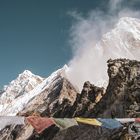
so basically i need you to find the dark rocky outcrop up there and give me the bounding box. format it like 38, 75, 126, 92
0, 59, 140, 140
52, 124, 123, 140
0, 90, 4, 96
90, 59, 140, 118
0, 124, 124, 140
19, 76, 78, 118
71, 81, 105, 117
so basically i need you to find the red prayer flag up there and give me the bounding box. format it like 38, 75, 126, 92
135, 118, 140, 123
26, 116, 55, 133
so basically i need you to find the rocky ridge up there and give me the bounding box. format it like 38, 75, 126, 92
90, 59, 140, 118
0, 16, 140, 140
0, 58, 139, 140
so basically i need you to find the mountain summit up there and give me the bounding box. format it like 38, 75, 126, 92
0, 65, 70, 116
0, 17, 140, 140
101, 17, 140, 59
0, 17, 140, 116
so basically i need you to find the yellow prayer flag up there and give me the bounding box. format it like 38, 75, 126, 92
75, 118, 102, 126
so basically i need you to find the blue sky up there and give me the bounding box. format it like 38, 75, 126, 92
0, 0, 107, 87
0, 0, 139, 87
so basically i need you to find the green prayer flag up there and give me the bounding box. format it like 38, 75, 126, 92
53, 118, 78, 129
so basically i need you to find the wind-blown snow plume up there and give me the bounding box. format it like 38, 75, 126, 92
66, 0, 140, 90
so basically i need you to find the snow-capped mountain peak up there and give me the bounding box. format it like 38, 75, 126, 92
17, 69, 43, 82
115, 17, 140, 43
19, 70, 34, 77
116, 17, 140, 29
0, 65, 69, 116
3, 70, 44, 94
101, 17, 140, 60
0, 70, 44, 113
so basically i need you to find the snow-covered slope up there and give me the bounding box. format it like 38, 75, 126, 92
100, 17, 140, 60
0, 65, 68, 116
0, 70, 44, 110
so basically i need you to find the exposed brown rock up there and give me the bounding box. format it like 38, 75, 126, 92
19, 76, 78, 118
90, 59, 140, 118
0, 59, 140, 140
71, 81, 105, 117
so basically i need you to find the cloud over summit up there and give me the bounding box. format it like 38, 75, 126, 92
66, 0, 140, 90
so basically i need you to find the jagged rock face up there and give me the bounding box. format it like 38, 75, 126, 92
0, 90, 4, 96
19, 77, 78, 118
0, 70, 44, 115
0, 125, 24, 140
90, 59, 140, 118
71, 81, 105, 117
54, 59, 139, 119
0, 65, 70, 116
0, 59, 140, 140
0, 79, 106, 140
0, 76, 78, 140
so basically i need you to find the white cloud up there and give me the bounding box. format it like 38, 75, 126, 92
109, 0, 123, 11
66, 0, 140, 90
